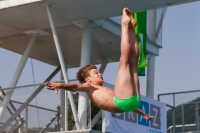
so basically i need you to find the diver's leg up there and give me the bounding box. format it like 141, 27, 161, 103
129, 16, 140, 98
114, 8, 134, 98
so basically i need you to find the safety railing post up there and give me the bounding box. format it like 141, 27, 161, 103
182, 104, 185, 132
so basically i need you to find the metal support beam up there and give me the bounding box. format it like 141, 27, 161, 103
40, 114, 58, 133
60, 71, 65, 131
196, 103, 199, 131
78, 22, 92, 129
146, 10, 156, 99
146, 40, 161, 56
18, 117, 23, 133
99, 61, 108, 74
88, 110, 102, 128
1, 90, 22, 121
0, 31, 38, 121
146, 54, 155, 98
65, 90, 68, 131
156, 8, 167, 37
56, 112, 60, 131
94, 18, 161, 57
9, 117, 23, 133
46, 4, 80, 130
93, 19, 121, 36
173, 94, 176, 133
0, 67, 60, 133
147, 10, 156, 42
60, 71, 68, 131
182, 104, 185, 132
25, 106, 28, 133
99, 61, 107, 132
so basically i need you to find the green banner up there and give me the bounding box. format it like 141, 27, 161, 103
132, 11, 147, 76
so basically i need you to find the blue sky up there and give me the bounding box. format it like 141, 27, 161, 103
0, 1, 200, 102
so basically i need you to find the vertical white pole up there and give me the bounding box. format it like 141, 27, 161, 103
78, 22, 92, 129
18, 120, 21, 133
25, 106, 28, 133
182, 104, 185, 132
46, 4, 80, 130
173, 94, 176, 133
99, 61, 107, 132
147, 10, 156, 42
196, 103, 199, 131
146, 10, 156, 98
87, 61, 108, 130
60, 71, 68, 131
80, 22, 92, 66
65, 90, 68, 131
18, 117, 23, 133
146, 55, 155, 98
60, 71, 65, 131
0, 31, 38, 121
99, 61, 108, 74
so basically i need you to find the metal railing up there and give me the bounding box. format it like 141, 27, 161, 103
158, 89, 200, 133
0, 80, 94, 133
0, 81, 61, 132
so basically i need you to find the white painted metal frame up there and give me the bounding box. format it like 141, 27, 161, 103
146, 8, 167, 99
46, 4, 80, 130
0, 67, 60, 132
60, 71, 69, 131
65, 90, 68, 131
93, 19, 121, 36
146, 10, 157, 99
40, 114, 59, 133
60, 71, 65, 131
99, 61, 108, 132
18, 117, 23, 133
78, 22, 92, 129
156, 8, 167, 37
94, 18, 161, 56
146, 54, 155, 98
25, 106, 28, 133
88, 110, 102, 128
0, 31, 38, 121
8, 117, 23, 133
0, 90, 22, 121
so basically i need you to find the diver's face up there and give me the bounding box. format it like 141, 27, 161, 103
85, 69, 104, 85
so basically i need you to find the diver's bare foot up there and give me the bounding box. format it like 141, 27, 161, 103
121, 8, 132, 26
131, 16, 137, 28
126, 8, 137, 28
144, 114, 154, 122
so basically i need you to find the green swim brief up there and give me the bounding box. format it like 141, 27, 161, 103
113, 95, 141, 112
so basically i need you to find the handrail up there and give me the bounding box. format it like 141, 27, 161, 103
167, 123, 197, 131
0, 79, 80, 91
158, 89, 200, 96
0, 80, 66, 91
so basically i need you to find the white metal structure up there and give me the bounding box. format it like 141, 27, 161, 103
0, 31, 38, 121
78, 22, 92, 129
46, 3, 81, 130
0, 68, 60, 132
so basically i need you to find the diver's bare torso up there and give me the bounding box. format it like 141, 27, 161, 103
85, 83, 121, 113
